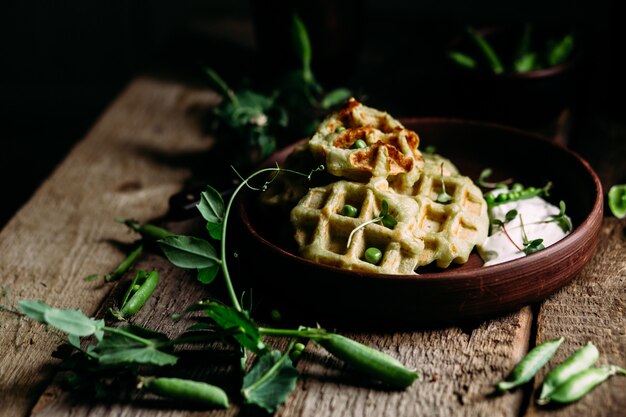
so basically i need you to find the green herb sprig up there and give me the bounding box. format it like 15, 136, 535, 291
448, 25, 576, 74
519, 213, 545, 255
204, 14, 352, 171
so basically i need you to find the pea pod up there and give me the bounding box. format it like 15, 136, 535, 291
117, 218, 174, 241
316, 333, 419, 389
496, 337, 564, 392
118, 270, 159, 319
141, 376, 229, 408
542, 365, 626, 404
484, 182, 552, 206
608, 184, 626, 219
104, 244, 143, 282
538, 341, 599, 403
467, 26, 504, 74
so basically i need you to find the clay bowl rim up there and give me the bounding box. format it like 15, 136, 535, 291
238, 117, 603, 285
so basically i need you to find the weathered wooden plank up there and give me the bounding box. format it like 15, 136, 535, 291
0, 76, 219, 417
274, 307, 533, 417
524, 218, 626, 417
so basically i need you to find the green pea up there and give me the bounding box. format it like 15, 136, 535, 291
335, 126, 346, 133
119, 270, 159, 319
381, 215, 398, 229
351, 139, 367, 149
316, 333, 419, 389
496, 337, 564, 392
538, 341, 599, 403
289, 342, 306, 361
484, 194, 496, 204
364, 247, 382, 265
141, 376, 229, 408
496, 193, 507, 203
542, 365, 626, 404
342, 204, 359, 218
512, 183, 524, 192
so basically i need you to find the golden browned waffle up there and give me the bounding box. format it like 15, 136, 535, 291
308, 98, 425, 192
290, 172, 489, 274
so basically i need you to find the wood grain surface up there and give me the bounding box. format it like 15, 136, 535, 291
1, 75, 624, 417
0, 76, 219, 417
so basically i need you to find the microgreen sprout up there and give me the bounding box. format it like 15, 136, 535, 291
519, 214, 545, 255
540, 200, 573, 232
346, 199, 397, 248
436, 162, 453, 204
478, 168, 513, 189
492, 209, 522, 252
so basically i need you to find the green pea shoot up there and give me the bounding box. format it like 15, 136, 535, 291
436, 162, 453, 204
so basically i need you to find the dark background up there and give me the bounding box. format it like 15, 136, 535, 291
1, 0, 622, 228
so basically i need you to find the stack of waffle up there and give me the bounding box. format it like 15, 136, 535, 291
275, 98, 489, 274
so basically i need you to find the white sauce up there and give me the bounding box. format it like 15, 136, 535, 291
477, 189, 572, 267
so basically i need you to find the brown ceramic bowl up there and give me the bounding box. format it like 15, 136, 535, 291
237, 119, 602, 326
444, 25, 582, 129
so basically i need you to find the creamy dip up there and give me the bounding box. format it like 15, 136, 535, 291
477, 189, 572, 266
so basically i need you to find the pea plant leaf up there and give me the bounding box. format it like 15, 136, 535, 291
18, 299, 50, 323
242, 349, 298, 413
202, 301, 266, 354
291, 13, 313, 84
197, 265, 220, 285
158, 235, 220, 269
206, 222, 223, 241
93, 325, 177, 367
320, 88, 351, 109
197, 185, 225, 225
44, 308, 104, 339
204, 66, 237, 104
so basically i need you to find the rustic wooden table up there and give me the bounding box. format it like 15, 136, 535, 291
1, 75, 624, 417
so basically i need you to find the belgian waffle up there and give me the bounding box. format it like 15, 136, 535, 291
291, 180, 424, 274
308, 98, 425, 192
408, 172, 489, 268
290, 172, 489, 273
